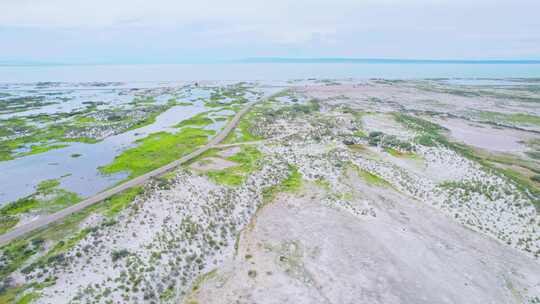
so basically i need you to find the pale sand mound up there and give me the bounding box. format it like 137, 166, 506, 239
430, 117, 534, 153
186, 181, 540, 304
362, 113, 416, 140
189, 157, 238, 172
218, 146, 241, 158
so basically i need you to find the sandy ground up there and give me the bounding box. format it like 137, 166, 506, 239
431, 117, 535, 153
218, 147, 242, 158
188, 179, 540, 304
362, 113, 416, 140
300, 81, 540, 132
189, 157, 239, 172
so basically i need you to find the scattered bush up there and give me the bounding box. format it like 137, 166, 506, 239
111, 249, 130, 262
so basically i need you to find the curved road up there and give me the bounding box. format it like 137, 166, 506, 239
0, 101, 256, 246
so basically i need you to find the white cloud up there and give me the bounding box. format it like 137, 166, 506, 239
1, 0, 539, 60
1, 0, 352, 28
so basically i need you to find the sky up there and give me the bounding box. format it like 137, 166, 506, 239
1, 0, 539, 64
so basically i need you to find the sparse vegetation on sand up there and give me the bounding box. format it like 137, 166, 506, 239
394, 113, 540, 210
0, 184, 146, 302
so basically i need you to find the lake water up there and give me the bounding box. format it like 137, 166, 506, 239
1, 63, 540, 83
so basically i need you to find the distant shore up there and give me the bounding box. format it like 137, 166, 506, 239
2, 62, 540, 82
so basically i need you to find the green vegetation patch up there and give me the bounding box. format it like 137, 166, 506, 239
237, 115, 262, 142
353, 130, 368, 138
205, 84, 250, 107
0, 179, 80, 236
175, 112, 214, 128
477, 111, 540, 127
0, 116, 97, 162
0, 216, 18, 235
159, 285, 176, 301
385, 147, 403, 157
124, 112, 161, 131
213, 116, 229, 122
206, 171, 244, 186
104, 186, 144, 217
354, 167, 391, 187
206, 146, 262, 186
314, 178, 331, 191
280, 166, 302, 192
192, 269, 217, 291
0, 96, 57, 115
24, 143, 69, 157
367, 131, 414, 152
0, 179, 80, 218
100, 127, 214, 178
384, 147, 419, 159
223, 111, 262, 144
261, 166, 303, 204
36, 179, 60, 195
392, 113, 446, 147
0, 197, 39, 217
74, 116, 97, 124
270, 100, 321, 118
130, 96, 156, 105
14, 291, 40, 304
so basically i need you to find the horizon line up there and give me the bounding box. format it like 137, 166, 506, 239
240, 57, 540, 64
2, 57, 540, 67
